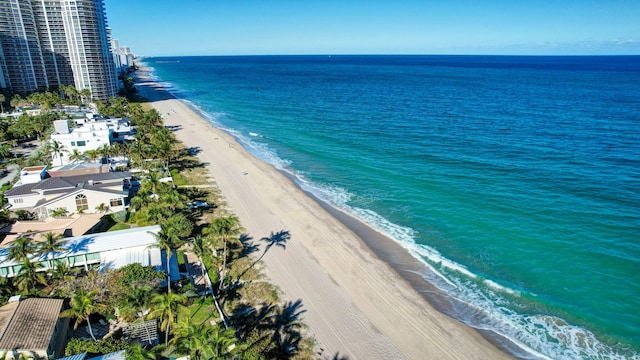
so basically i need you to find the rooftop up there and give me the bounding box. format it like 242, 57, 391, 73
0, 225, 161, 267
0, 213, 103, 245
0, 298, 64, 351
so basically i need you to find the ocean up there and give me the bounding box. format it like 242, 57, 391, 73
141, 55, 640, 359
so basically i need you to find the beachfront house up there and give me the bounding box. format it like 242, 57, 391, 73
0, 297, 69, 360
4, 170, 134, 219
50, 115, 134, 166
0, 225, 179, 281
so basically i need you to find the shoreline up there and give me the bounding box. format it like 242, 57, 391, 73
135, 66, 515, 359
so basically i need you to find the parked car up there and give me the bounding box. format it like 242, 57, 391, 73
186, 201, 213, 209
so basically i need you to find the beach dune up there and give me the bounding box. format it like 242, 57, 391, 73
137, 73, 513, 360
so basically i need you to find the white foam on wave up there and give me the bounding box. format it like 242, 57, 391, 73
484, 279, 522, 297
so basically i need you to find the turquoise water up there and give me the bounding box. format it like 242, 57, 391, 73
143, 55, 640, 359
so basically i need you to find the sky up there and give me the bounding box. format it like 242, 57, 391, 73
104, 0, 640, 57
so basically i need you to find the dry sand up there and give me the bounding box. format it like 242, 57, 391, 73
136, 71, 513, 360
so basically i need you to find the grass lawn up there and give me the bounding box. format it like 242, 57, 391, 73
108, 222, 131, 231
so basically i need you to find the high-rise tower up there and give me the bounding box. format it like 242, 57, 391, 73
0, 0, 49, 93
60, 0, 117, 100
0, 0, 117, 100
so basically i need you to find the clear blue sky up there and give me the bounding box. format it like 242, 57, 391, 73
104, 0, 640, 56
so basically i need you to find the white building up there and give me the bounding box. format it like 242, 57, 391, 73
50, 116, 133, 166
61, 0, 118, 100
0, 0, 118, 100
0, 225, 180, 281
4, 171, 133, 218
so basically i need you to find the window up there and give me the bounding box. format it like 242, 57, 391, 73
76, 140, 86, 146
71, 141, 75, 146
110, 198, 123, 207
75, 194, 88, 211
12, 198, 23, 204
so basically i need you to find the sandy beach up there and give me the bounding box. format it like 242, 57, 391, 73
136, 70, 513, 360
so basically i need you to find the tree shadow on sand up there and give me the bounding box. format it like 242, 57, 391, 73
231, 299, 307, 360
238, 230, 290, 280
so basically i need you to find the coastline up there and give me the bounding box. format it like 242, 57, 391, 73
135, 67, 514, 359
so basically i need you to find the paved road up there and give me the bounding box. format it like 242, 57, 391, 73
0, 163, 18, 187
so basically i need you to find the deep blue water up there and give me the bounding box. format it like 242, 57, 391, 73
143, 55, 640, 359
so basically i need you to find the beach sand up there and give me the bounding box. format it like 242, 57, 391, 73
136, 70, 513, 360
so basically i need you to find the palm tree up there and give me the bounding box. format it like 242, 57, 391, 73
37, 232, 66, 269
62, 85, 78, 103
84, 149, 100, 163
190, 235, 227, 327
7, 236, 36, 263
126, 343, 156, 360
50, 207, 69, 217
48, 261, 75, 284
209, 326, 238, 359
95, 203, 110, 214
118, 284, 156, 323
149, 292, 185, 345
48, 140, 66, 166
149, 216, 192, 293
68, 148, 84, 164
190, 235, 212, 282
171, 313, 236, 360
208, 216, 243, 290
61, 288, 106, 341
98, 143, 112, 161
160, 188, 184, 212
80, 88, 92, 104
14, 257, 46, 294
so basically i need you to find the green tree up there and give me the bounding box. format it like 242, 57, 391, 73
7, 236, 36, 263
68, 148, 84, 163
126, 342, 156, 360
0, 143, 11, 159
48, 140, 66, 166
118, 284, 156, 323
80, 88, 92, 104
61, 288, 106, 341
191, 234, 227, 327
50, 207, 69, 217
62, 84, 78, 103
172, 314, 236, 360
149, 215, 192, 293
84, 149, 100, 162
0, 93, 5, 113
149, 292, 185, 345
95, 203, 110, 213
208, 216, 243, 290
14, 257, 46, 294
37, 231, 66, 269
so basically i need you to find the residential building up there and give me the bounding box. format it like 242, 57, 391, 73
0, 0, 118, 100
0, 297, 69, 360
61, 0, 118, 100
0, 0, 49, 93
0, 225, 180, 281
50, 116, 133, 165
111, 38, 134, 72
4, 170, 133, 218
32, 0, 76, 87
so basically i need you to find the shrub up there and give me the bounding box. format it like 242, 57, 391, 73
64, 337, 128, 356
112, 210, 127, 223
